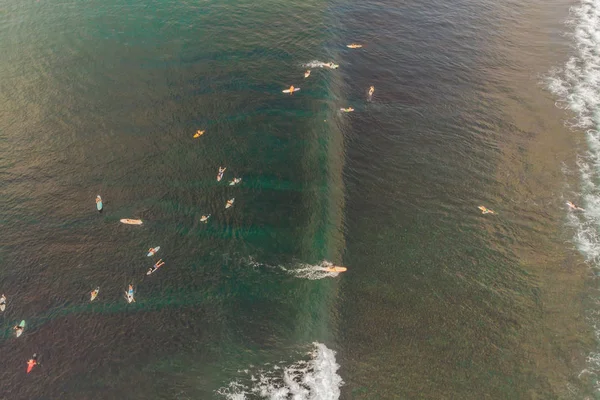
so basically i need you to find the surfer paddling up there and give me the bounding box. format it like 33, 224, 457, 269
217, 166, 226, 182
200, 214, 211, 223
26, 354, 38, 374
478, 206, 495, 214
147, 259, 165, 275
567, 201, 585, 211
13, 324, 24, 337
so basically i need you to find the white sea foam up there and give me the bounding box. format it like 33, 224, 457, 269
288, 261, 344, 280
216, 343, 343, 399
303, 60, 339, 69
547, 0, 600, 390
244, 257, 344, 280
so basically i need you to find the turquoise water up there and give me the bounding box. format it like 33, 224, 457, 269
0, 0, 596, 398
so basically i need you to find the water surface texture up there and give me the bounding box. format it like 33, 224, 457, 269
0, 0, 596, 398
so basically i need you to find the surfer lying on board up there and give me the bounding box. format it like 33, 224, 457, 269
147, 259, 165, 275
567, 201, 585, 211
27, 354, 38, 373
478, 205, 495, 214
13, 324, 23, 335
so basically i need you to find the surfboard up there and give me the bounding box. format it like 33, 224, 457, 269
16, 320, 25, 337
325, 266, 347, 273
147, 246, 160, 257
125, 287, 135, 303
120, 219, 143, 225
0, 303, 4, 312
346, 44, 363, 48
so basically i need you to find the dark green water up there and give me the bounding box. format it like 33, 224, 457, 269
0, 0, 596, 398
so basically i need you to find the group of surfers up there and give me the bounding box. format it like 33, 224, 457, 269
6, 44, 377, 375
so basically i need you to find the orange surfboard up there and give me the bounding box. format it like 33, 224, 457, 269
325, 266, 347, 273
120, 219, 143, 225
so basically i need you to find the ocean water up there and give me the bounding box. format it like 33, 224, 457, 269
0, 0, 597, 398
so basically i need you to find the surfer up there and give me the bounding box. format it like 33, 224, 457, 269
225, 198, 235, 209
347, 43, 363, 48
200, 214, 211, 223
326, 62, 339, 69
90, 287, 99, 302
13, 324, 24, 336
27, 354, 38, 374
193, 130, 205, 138
0, 294, 5, 311
478, 205, 495, 214
340, 107, 354, 113
126, 284, 135, 303
282, 85, 300, 95
229, 178, 242, 186
96, 195, 103, 212
567, 201, 585, 211
368, 86, 375, 97
148, 247, 159, 257
304, 70, 311, 78
147, 259, 165, 275
217, 166, 226, 182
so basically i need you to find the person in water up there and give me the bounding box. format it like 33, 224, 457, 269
27, 354, 38, 372
148, 259, 165, 274
567, 201, 584, 211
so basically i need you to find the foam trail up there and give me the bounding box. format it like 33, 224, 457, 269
244, 257, 344, 280
303, 60, 339, 69
547, 0, 600, 390
216, 343, 343, 399
289, 261, 344, 280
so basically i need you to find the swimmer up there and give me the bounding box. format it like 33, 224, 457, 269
478, 205, 495, 214
567, 201, 585, 211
